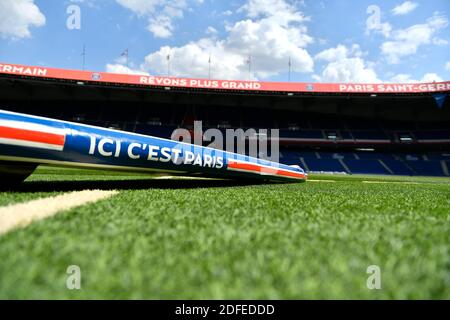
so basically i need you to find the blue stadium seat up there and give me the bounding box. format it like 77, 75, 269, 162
406, 161, 444, 176
284, 152, 445, 176
344, 159, 389, 175
298, 151, 319, 159
280, 151, 302, 164
319, 152, 346, 159
356, 152, 395, 161
426, 153, 449, 161
304, 158, 346, 172
382, 159, 413, 176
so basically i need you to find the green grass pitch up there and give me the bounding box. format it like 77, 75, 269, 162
0, 166, 449, 299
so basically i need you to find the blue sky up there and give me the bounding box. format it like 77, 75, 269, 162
0, 0, 449, 83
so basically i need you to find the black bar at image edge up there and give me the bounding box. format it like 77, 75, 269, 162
0, 300, 446, 318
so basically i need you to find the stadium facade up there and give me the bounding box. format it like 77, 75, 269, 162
1, 62, 449, 177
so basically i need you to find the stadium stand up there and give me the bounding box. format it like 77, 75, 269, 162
303, 158, 347, 173
406, 160, 445, 177
381, 159, 413, 176
343, 159, 389, 175
1, 67, 449, 177
278, 151, 450, 176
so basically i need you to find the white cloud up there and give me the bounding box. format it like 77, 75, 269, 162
390, 73, 414, 83
206, 26, 218, 35
421, 73, 443, 83
367, 21, 392, 38
313, 44, 380, 83
381, 14, 448, 64
446, 61, 450, 70
69, 0, 98, 9
377, 22, 392, 37
314, 44, 363, 62
106, 51, 151, 75
106, 63, 149, 75
0, 0, 45, 39
139, 0, 314, 80
240, 0, 309, 25
390, 72, 443, 83
392, 1, 418, 16
432, 37, 448, 46
116, 0, 188, 38
148, 15, 175, 38
116, 0, 164, 15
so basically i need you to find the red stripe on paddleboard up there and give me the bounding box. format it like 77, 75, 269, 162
0, 125, 65, 147
228, 160, 305, 179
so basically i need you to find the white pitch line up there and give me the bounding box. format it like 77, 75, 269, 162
0, 190, 118, 235
362, 181, 422, 185
308, 179, 337, 183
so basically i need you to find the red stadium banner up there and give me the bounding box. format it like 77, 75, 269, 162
1, 62, 449, 94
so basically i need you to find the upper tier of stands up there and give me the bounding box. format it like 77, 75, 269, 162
73, 119, 450, 146
10, 105, 448, 146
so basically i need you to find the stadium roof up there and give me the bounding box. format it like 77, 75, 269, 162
1, 62, 449, 96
